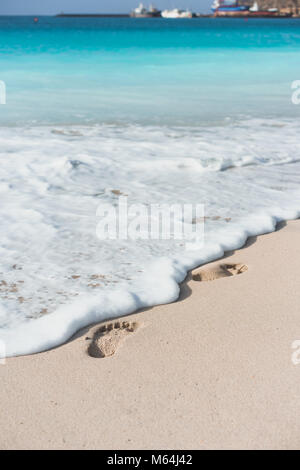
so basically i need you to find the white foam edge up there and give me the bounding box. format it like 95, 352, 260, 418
0, 205, 299, 358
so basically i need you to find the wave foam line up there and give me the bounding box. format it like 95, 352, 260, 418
1, 205, 300, 358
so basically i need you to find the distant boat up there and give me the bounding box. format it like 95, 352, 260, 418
161, 8, 194, 18
130, 3, 161, 17
212, 0, 292, 17
212, 0, 249, 14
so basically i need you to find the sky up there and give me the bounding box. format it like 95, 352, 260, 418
0, 0, 212, 16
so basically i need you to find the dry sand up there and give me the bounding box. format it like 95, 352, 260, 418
1, 220, 300, 450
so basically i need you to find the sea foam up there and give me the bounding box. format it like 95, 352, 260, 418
0, 121, 300, 357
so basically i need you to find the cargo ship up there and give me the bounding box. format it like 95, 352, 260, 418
212, 0, 294, 17
212, 0, 250, 15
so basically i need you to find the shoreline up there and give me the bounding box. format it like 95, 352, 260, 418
1, 220, 300, 449
2, 210, 300, 359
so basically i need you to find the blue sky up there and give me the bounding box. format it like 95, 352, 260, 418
0, 1, 212, 15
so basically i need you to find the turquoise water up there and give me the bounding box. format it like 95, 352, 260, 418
1, 17, 300, 356
0, 17, 300, 125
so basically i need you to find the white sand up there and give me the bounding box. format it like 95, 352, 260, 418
0, 220, 300, 450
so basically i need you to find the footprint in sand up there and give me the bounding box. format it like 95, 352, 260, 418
88, 321, 139, 358
192, 263, 248, 282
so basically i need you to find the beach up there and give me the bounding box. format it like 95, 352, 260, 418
1, 16, 300, 451
1, 219, 299, 450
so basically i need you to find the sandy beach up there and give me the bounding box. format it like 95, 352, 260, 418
0, 220, 300, 450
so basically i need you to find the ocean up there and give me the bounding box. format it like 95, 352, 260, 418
1, 16, 300, 356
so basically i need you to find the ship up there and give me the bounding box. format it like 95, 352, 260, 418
130, 3, 161, 17
212, 0, 250, 15
212, 0, 294, 17
161, 8, 194, 18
